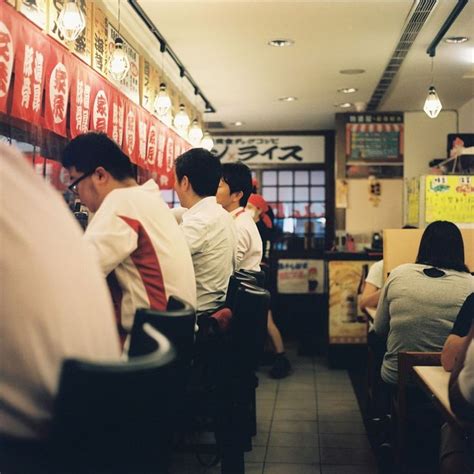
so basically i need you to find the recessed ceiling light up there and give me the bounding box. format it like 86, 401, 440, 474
338, 87, 358, 94
444, 36, 469, 44
278, 96, 298, 102
232, 121, 244, 126
335, 102, 352, 108
268, 39, 295, 47
339, 69, 365, 75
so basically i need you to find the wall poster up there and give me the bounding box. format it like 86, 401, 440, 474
18, 0, 47, 30
425, 175, 474, 224
328, 260, 370, 344
277, 259, 324, 294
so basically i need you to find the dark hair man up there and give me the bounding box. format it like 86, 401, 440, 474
62, 132, 196, 344
216, 162, 262, 271
173, 148, 236, 317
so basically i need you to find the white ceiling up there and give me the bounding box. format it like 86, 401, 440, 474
124, 0, 473, 131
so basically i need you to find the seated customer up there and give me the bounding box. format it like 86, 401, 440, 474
62, 133, 196, 344
173, 148, 237, 318
374, 220, 473, 385
0, 143, 120, 441
442, 293, 474, 371
216, 162, 262, 271
359, 259, 384, 311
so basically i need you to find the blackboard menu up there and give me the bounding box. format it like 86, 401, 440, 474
349, 130, 400, 161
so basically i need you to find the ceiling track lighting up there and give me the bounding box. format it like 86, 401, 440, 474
338, 87, 358, 94
109, 0, 130, 81
127, 0, 216, 114
58, 0, 86, 42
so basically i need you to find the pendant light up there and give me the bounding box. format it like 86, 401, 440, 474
173, 68, 190, 133
201, 131, 214, 151
58, 0, 86, 42
109, 0, 130, 81
424, 57, 442, 119
154, 42, 172, 116
188, 89, 204, 146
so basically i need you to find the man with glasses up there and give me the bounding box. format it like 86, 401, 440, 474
62, 132, 196, 346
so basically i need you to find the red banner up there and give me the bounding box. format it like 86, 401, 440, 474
2, 2, 191, 189
0, 6, 16, 113
123, 100, 138, 163
44, 47, 71, 137
108, 89, 125, 147
70, 61, 94, 138
137, 107, 148, 168
11, 20, 48, 123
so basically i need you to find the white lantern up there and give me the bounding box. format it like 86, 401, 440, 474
58, 0, 86, 42
109, 37, 130, 81
423, 86, 442, 119
154, 83, 172, 116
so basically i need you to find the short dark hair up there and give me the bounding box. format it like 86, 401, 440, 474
416, 220, 469, 273
62, 132, 134, 180
175, 148, 222, 197
222, 162, 252, 207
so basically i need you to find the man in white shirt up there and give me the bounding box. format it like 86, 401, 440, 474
62, 133, 196, 345
173, 148, 236, 316
216, 162, 262, 272
0, 143, 120, 440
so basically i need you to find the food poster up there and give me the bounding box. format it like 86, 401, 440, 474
92, 4, 107, 76
425, 175, 474, 224
405, 177, 419, 227
328, 260, 371, 344
107, 23, 139, 104
19, 0, 47, 30
277, 259, 325, 294
48, 0, 92, 65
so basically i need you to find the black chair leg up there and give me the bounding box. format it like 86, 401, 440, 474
221, 447, 244, 474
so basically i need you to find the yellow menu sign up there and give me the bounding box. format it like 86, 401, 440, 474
425, 175, 474, 223
406, 177, 419, 226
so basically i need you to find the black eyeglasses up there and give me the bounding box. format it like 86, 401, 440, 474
68, 170, 95, 195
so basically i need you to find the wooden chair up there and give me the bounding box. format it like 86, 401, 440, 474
393, 351, 442, 473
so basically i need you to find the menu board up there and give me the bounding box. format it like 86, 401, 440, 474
19, 0, 47, 29
349, 130, 400, 161
92, 5, 108, 76
425, 175, 474, 224
277, 259, 324, 294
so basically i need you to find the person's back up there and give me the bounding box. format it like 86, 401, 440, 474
0, 144, 120, 440
174, 148, 236, 315
62, 133, 196, 340
84, 180, 197, 333
374, 221, 474, 385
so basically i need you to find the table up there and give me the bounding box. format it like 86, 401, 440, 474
413, 366, 459, 429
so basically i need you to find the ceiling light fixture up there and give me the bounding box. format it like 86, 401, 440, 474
338, 87, 358, 94
267, 39, 294, 47
109, 0, 130, 81
201, 131, 214, 151
278, 96, 297, 102
154, 42, 171, 117
335, 102, 352, 108
339, 69, 365, 75
173, 68, 191, 133
58, 0, 85, 42
188, 89, 204, 146
444, 36, 469, 44
424, 58, 442, 119
232, 121, 244, 127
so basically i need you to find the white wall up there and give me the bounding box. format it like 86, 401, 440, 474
458, 98, 474, 133
404, 111, 457, 179
345, 179, 403, 237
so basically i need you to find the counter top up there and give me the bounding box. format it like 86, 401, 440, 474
324, 251, 382, 261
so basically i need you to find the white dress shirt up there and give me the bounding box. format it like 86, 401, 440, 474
0, 144, 120, 439
231, 207, 262, 272
180, 197, 237, 314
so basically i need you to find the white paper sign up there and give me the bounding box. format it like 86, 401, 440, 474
213, 135, 325, 164
277, 259, 325, 294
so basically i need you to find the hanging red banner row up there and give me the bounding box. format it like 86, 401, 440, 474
0, 2, 190, 189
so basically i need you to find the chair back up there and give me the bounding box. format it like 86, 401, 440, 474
225, 273, 257, 310
231, 284, 270, 371
237, 269, 266, 288
51, 325, 176, 473
129, 296, 195, 364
